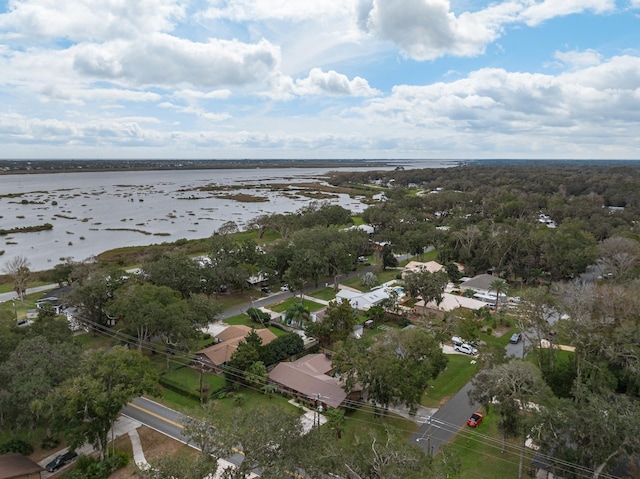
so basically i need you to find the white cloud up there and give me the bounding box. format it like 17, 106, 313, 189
201, 0, 353, 22
518, 0, 616, 27
292, 68, 380, 96
72, 35, 280, 88
0, 0, 184, 41
352, 55, 640, 149
357, 0, 521, 60
554, 49, 602, 69
174, 89, 232, 101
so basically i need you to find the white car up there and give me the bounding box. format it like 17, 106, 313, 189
455, 343, 478, 355
280, 284, 289, 292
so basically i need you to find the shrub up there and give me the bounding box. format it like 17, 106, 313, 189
0, 439, 33, 455
40, 436, 60, 450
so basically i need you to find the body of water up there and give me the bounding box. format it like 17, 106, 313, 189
0, 160, 453, 271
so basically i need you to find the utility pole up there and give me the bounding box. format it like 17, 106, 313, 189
12, 296, 18, 323
416, 416, 433, 457
314, 393, 324, 431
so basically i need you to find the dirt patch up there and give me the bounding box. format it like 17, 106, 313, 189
109, 427, 195, 479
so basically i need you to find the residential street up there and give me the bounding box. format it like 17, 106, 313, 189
409, 379, 479, 456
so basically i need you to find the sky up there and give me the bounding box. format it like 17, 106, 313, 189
0, 0, 639, 160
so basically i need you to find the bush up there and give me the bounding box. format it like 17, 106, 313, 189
40, 436, 60, 450
0, 439, 33, 455
65, 451, 130, 479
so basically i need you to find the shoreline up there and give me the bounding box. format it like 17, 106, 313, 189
0, 159, 404, 175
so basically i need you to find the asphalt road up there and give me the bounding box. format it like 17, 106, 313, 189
122, 397, 190, 445
122, 397, 246, 467
409, 380, 479, 456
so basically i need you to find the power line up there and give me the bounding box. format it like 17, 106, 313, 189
73, 317, 618, 479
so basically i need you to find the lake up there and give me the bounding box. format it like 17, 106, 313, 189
0, 161, 452, 271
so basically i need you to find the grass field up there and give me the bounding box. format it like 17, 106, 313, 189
422, 354, 480, 408
448, 411, 535, 479
307, 287, 336, 301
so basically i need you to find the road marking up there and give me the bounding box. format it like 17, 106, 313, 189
127, 402, 184, 429
126, 402, 244, 456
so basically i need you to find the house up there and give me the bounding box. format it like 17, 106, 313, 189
196, 325, 277, 369
413, 292, 489, 319
458, 274, 506, 304
268, 353, 361, 409
0, 453, 43, 479
343, 224, 375, 235
335, 288, 389, 311
402, 260, 444, 278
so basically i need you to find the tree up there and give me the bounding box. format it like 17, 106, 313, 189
183, 403, 307, 479
245, 361, 268, 389
598, 235, 640, 281
489, 279, 508, 312
403, 269, 449, 305
65, 265, 128, 332
142, 253, 202, 299
333, 328, 447, 415
469, 360, 551, 478
3, 256, 30, 301
225, 330, 262, 386
284, 301, 311, 328
39, 347, 158, 460
246, 306, 270, 327
0, 336, 81, 430
319, 425, 459, 479
537, 387, 640, 479
306, 298, 358, 347
259, 333, 304, 366
360, 271, 378, 289
107, 282, 187, 355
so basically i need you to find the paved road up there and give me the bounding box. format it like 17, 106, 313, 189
122, 397, 190, 445
123, 397, 247, 467
410, 380, 479, 456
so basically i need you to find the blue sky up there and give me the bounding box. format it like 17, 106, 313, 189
0, 0, 639, 160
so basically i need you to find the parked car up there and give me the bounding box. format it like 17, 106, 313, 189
280, 284, 289, 292
455, 343, 478, 355
467, 412, 483, 427
510, 332, 522, 344
451, 336, 464, 347
46, 451, 78, 473
358, 256, 368, 263
261, 286, 271, 294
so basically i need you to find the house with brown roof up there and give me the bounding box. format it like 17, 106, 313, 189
0, 453, 43, 479
268, 353, 361, 409
196, 325, 277, 369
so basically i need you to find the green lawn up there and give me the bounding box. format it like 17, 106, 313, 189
340, 407, 418, 444
448, 410, 534, 479
162, 366, 226, 393
308, 287, 336, 302
422, 354, 480, 408
269, 297, 325, 313
73, 332, 118, 350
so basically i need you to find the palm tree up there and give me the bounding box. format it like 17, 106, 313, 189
285, 301, 311, 328
490, 279, 508, 312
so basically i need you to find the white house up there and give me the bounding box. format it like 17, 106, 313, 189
335, 287, 390, 311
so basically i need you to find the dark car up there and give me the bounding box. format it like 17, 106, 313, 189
467, 412, 483, 428
46, 451, 78, 472
510, 332, 522, 344
261, 286, 271, 294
